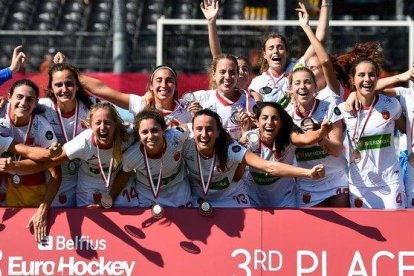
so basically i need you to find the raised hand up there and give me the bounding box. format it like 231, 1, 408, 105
9, 45, 26, 73
296, 2, 310, 29
201, 0, 219, 22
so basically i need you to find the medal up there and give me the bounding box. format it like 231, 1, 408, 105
230, 109, 242, 125
198, 200, 213, 216
246, 131, 259, 147
67, 160, 77, 175
196, 145, 216, 216
409, 153, 414, 167
295, 100, 319, 132
143, 142, 165, 218
100, 194, 113, 209
352, 150, 361, 164
181, 92, 196, 108
12, 174, 21, 185
259, 86, 273, 95
151, 203, 164, 219
357, 140, 365, 149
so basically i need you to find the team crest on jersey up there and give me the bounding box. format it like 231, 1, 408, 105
232, 145, 241, 153
381, 109, 390, 120
45, 130, 54, 140
174, 152, 181, 161
334, 107, 341, 116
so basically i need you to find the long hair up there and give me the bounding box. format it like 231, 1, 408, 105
254, 102, 293, 152
192, 109, 232, 168
8, 79, 44, 114
147, 65, 179, 101
46, 63, 94, 109
259, 33, 289, 73
332, 41, 384, 91
207, 54, 239, 89
85, 102, 128, 169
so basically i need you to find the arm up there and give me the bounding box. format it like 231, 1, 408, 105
317, 120, 344, 157
109, 169, 134, 201
290, 120, 332, 146
298, 2, 340, 94
243, 150, 324, 179
80, 75, 130, 109
302, 0, 331, 62
27, 166, 62, 242
201, 0, 221, 58
9, 141, 62, 162
376, 67, 414, 91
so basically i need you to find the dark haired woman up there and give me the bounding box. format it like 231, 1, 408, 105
184, 108, 325, 208
338, 58, 406, 209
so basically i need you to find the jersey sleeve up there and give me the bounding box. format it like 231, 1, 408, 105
129, 94, 143, 115
0, 67, 12, 86
63, 129, 91, 160
248, 75, 263, 93
227, 141, 247, 163
34, 116, 58, 148
327, 103, 343, 124
394, 87, 412, 97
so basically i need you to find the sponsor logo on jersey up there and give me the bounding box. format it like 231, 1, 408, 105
358, 134, 391, 151
232, 145, 241, 153
45, 130, 54, 140
295, 146, 329, 162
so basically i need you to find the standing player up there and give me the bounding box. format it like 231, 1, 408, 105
338, 58, 406, 209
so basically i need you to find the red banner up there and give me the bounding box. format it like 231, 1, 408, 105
0, 73, 210, 98
0, 208, 413, 275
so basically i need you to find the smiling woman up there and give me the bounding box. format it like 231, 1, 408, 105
0, 79, 61, 242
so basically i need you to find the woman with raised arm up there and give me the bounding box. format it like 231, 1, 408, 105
80, 64, 193, 127
201, 0, 251, 90
108, 109, 192, 217
285, 65, 349, 207
297, 2, 342, 104
0, 79, 61, 242
248, 0, 332, 103
338, 58, 406, 209
183, 108, 325, 210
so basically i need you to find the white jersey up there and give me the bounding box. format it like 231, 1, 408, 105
183, 139, 250, 207
338, 94, 405, 209
129, 94, 192, 127
395, 87, 414, 207
63, 128, 138, 207
122, 127, 191, 207
243, 128, 297, 207
248, 62, 295, 103
39, 97, 97, 207
288, 99, 349, 207
316, 84, 344, 105
192, 89, 255, 140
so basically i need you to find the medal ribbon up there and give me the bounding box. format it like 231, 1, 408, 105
55, 100, 79, 143
8, 104, 34, 161
143, 144, 164, 199
294, 99, 319, 120
266, 69, 286, 89
196, 144, 216, 196
352, 95, 378, 145
95, 136, 114, 189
